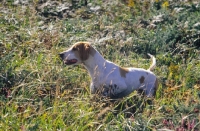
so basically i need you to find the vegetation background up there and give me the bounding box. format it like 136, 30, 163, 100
0, 0, 200, 130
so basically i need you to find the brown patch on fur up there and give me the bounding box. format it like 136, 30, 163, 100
72, 42, 96, 61
139, 76, 145, 84
119, 67, 129, 78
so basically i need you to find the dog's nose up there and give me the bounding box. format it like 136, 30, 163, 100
59, 53, 64, 59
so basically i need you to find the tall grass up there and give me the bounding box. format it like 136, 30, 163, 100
0, 0, 199, 130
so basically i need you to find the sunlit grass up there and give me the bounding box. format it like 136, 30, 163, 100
0, 0, 200, 130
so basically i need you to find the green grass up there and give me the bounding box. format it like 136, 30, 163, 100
0, 0, 200, 130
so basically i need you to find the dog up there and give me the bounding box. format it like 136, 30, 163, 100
59, 42, 158, 98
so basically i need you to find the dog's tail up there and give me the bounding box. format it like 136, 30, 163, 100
147, 53, 156, 71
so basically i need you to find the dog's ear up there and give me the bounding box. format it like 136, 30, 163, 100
82, 43, 90, 60
75, 42, 90, 61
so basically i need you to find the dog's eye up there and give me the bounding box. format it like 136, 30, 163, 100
72, 47, 77, 51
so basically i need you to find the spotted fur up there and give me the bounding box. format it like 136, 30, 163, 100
59, 42, 158, 98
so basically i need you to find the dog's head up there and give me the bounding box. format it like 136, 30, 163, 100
59, 42, 95, 65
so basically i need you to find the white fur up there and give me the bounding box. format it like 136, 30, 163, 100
60, 42, 157, 98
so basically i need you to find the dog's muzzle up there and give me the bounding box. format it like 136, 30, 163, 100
59, 53, 78, 65
59, 53, 65, 60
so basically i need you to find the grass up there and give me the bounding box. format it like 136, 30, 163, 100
0, 0, 200, 130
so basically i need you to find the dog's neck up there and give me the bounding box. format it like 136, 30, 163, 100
82, 50, 106, 81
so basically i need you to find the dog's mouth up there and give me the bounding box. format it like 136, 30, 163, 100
64, 59, 78, 65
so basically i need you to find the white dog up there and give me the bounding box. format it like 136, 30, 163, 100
59, 42, 158, 98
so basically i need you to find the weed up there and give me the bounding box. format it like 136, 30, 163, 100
0, 0, 200, 130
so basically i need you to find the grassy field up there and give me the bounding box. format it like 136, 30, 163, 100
0, 0, 200, 130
